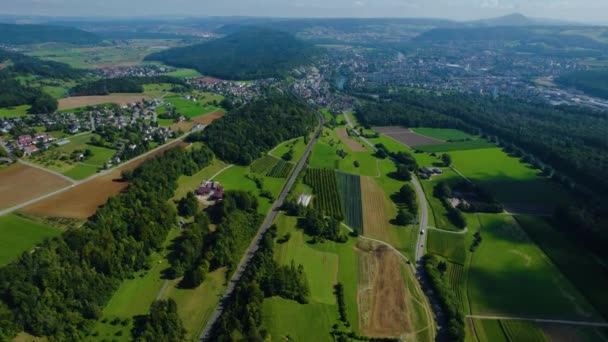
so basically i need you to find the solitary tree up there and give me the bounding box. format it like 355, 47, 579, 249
441, 153, 452, 166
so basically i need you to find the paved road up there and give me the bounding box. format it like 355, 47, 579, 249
467, 315, 608, 327
198, 112, 325, 341
343, 111, 376, 149
411, 177, 429, 263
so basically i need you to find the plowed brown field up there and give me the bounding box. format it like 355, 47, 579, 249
23, 140, 188, 219
58, 95, 151, 110
0, 163, 71, 210
357, 243, 412, 337
361, 176, 389, 241
336, 128, 366, 152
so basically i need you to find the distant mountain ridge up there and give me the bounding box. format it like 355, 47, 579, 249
466, 13, 585, 27
0, 23, 101, 45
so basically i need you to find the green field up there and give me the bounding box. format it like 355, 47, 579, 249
468, 214, 600, 320
0, 105, 30, 118
62, 163, 98, 180
270, 136, 308, 162
166, 96, 220, 119
309, 127, 378, 177
416, 140, 497, 153
268, 213, 361, 337
30, 132, 116, 179
501, 320, 547, 342
0, 214, 62, 266
215, 164, 286, 216
161, 268, 227, 341
164, 68, 202, 78
427, 230, 466, 264
250, 155, 280, 175
515, 215, 608, 319
412, 128, 474, 141
473, 319, 508, 342
450, 148, 568, 207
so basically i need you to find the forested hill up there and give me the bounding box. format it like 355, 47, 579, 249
145, 28, 318, 80
188, 93, 318, 164
557, 69, 608, 100
0, 23, 101, 45
0, 49, 86, 113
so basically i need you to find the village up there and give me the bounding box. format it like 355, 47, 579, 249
0, 97, 181, 165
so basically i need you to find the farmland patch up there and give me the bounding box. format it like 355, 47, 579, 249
304, 168, 343, 219
336, 171, 363, 233
58, 94, 149, 110
0, 214, 62, 266
336, 127, 366, 152
373, 126, 443, 147
357, 243, 412, 337
0, 162, 71, 210
427, 230, 466, 264
360, 176, 390, 241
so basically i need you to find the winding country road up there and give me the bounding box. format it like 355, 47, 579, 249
198, 111, 325, 341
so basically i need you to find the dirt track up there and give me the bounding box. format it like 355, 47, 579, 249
58, 95, 151, 110
336, 127, 366, 152
358, 244, 412, 337
0, 163, 72, 210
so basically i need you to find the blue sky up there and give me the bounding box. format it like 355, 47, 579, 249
1, 0, 607, 24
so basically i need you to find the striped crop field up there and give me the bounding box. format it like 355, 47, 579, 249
336, 171, 363, 233
250, 155, 280, 175
268, 159, 294, 178
304, 168, 343, 219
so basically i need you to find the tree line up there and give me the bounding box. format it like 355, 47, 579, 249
0, 145, 214, 340
191, 93, 318, 165
69, 76, 185, 96
208, 225, 310, 341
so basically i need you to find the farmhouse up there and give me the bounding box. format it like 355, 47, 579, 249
196, 181, 225, 201
23, 145, 39, 156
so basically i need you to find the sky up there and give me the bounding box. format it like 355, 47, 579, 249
1, 0, 607, 24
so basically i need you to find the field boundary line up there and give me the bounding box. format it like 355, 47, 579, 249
17, 159, 76, 184
466, 315, 608, 327
426, 226, 468, 235
208, 164, 234, 181
449, 166, 472, 183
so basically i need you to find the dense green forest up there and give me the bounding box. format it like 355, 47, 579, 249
146, 28, 318, 80
190, 93, 318, 164
0, 23, 101, 45
69, 76, 184, 96
557, 69, 608, 100
0, 145, 214, 340
209, 225, 310, 340
132, 299, 186, 341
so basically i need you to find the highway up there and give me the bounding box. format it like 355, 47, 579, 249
198, 111, 325, 341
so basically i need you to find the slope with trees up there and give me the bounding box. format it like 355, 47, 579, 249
192, 93, 318, 165
0, 23, 101, 45
146, 28, 318, 80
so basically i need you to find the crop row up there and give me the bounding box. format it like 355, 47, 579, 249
250, 155, 279, 174
336, 171, 363, 234
500, 320, 547, 342
268, 159, 294, 178
447, 262, 465, 310
304, 168, 343, 219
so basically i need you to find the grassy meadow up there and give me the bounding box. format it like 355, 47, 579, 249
0, 104, 30, 118
0, 214, 62, 266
